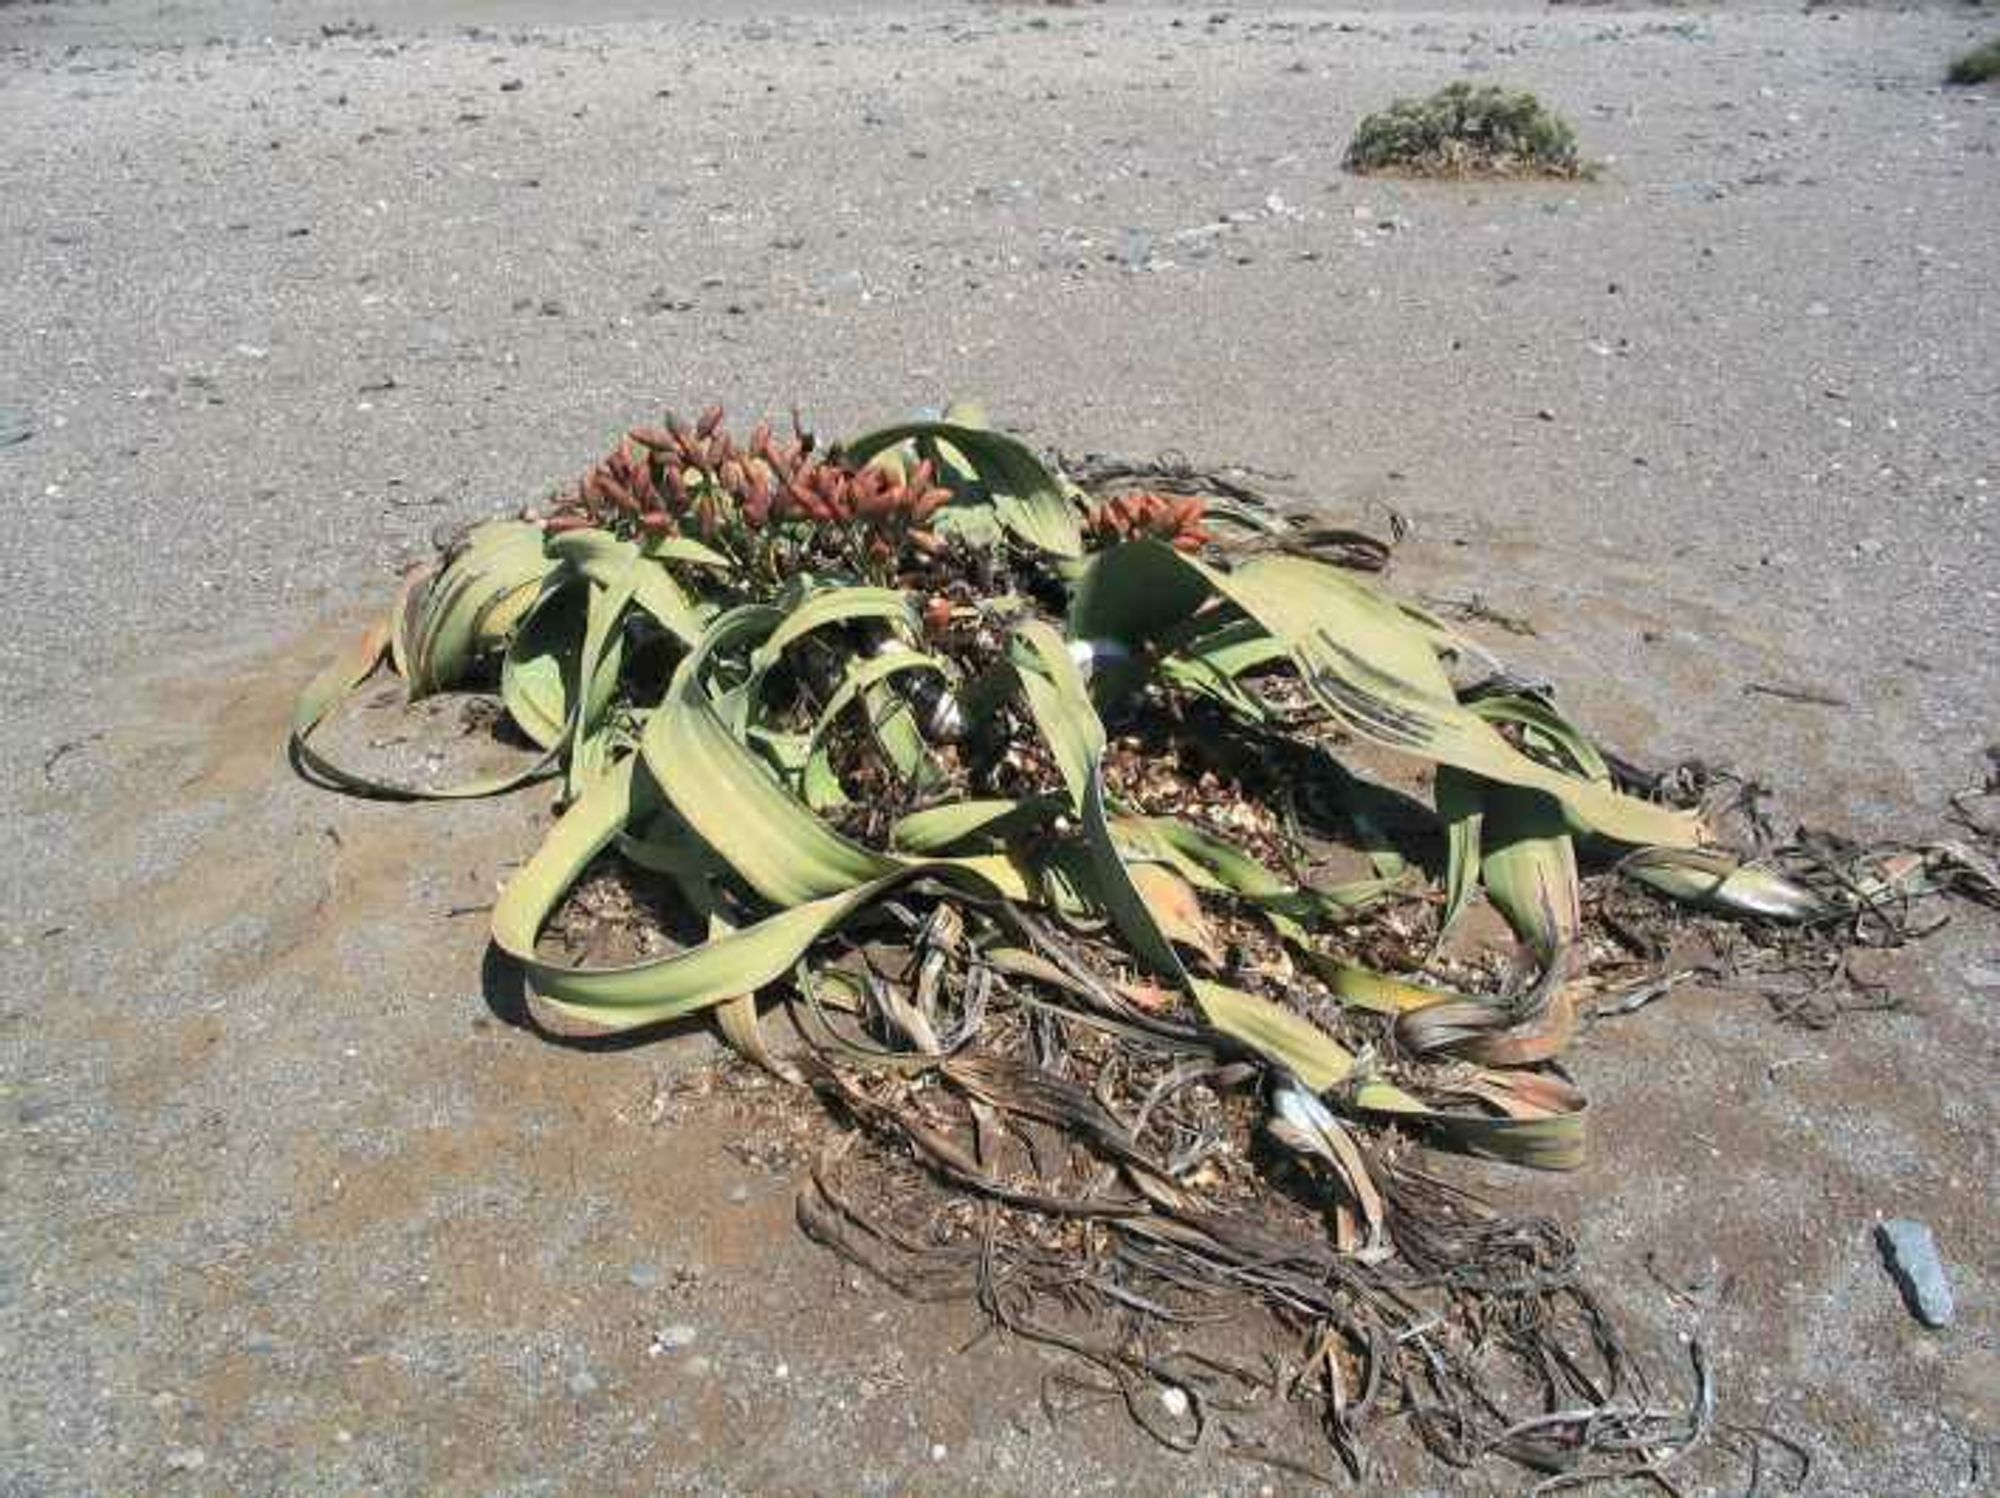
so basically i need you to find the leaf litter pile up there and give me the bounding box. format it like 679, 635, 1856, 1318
293, 404, 1998, 1491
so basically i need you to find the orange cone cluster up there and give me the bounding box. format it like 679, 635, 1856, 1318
1083, 491, 1213, 552
547, 406, 955, 568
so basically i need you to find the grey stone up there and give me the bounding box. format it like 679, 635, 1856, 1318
1877, 1219, 1954, 1328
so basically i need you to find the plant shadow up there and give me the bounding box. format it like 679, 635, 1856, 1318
478, 940, 719, 1055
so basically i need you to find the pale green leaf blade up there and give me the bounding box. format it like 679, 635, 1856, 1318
1479, 784, 1580, 961
642, 607, 899, 906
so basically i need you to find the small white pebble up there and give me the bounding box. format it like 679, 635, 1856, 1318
651, 1324, 698, 1354
931, 1443, 948, 1462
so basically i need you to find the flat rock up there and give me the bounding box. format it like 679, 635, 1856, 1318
1877, 1218, 1955, 1328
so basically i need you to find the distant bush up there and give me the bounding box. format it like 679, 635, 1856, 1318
1346, 83, 1588, 179
1947, 38, 2000, 84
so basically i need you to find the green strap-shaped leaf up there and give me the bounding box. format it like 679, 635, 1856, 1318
1068, 536, 1218, 644
489, 756, 1016, 1032
388, 563, 437, 680
890, 797, 1060, 854
499, 577, 624, 751
1317, 960, 1467, 1015
1289, 628, 1695, 847
563, 553, 645, 800
1008, 621, 1104, 802
409, 521, 557, 696
290, 610, 565, 803
1478, 784, 1580, 962
641, 604, 1035, 908
1434, 765, 1484, 940
1156, 654, 1272, 722
1218, 550, 1457, 697
801, 651, 942, 752
801, 648, 952, 795
747, 727, 849, 812
545, 529, 719, 648
860, 678, 946, 790
1077, 541, 1701, 849
1192, 978, 1367, 1092
1468, 692, 1612, 782
1621, 846, 1833, 921
1009, 621, 1187, 981
1171, 617, 1290, 679
292, 616, 390, 750
750, 586, 914, 675
1144, 816, 1398, 931
643, 606, 901, 906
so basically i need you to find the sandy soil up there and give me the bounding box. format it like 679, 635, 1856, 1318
2, 2, 1996, 1495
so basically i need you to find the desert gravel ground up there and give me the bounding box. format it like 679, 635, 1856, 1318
2, 2, 1996, 1494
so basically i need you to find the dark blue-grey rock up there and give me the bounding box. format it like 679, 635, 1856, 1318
1877, 1218, 1954, 1328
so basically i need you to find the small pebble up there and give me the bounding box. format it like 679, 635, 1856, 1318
652, 1323, 698, 1354
682, 1355, 713, 1378
568, 1370, 600, 1397
627, 1261, 664, 1290
1877, 1218, 1954, 1328
726, 1183, 751, 1205
1160, 1386, 1191, 1419
164, 1448, 207, 1473
930, 1443, 948, 1462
